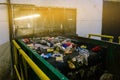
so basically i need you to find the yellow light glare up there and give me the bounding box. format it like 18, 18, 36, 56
68, 19, 73, 20
14, 14, 40, 20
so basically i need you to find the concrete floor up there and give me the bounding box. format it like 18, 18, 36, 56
0, 41, 11, 80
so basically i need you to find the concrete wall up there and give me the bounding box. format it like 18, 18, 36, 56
0, 4, 9, 45
0, 1, 11, 79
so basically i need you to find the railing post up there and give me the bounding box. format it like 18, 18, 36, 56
118, 36, 120, 44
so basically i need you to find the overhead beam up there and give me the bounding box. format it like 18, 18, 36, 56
0, 2, 34, 6
0, 3, 7, 5
104, 0, 120, 2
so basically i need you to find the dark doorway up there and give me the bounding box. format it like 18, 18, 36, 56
102, 1, 120, 43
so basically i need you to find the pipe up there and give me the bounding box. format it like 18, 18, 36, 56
0, 2, 34, 6
0, 3, 7, 5
7, 0, 12, 41
14, 65, 21, 80
7, 0, 15, 79
88, 34, 114, 42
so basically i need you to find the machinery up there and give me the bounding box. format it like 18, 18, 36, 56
11, 5, 120, 80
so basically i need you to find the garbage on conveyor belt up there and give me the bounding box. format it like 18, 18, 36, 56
22, 36, 110, 80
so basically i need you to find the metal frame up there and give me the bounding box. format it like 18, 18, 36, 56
12, 40, 50, 80
118, 36, 120, 44
88, 34, 114, 42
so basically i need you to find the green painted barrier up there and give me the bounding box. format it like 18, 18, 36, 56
17, 39, 68, 80
16, 36, 120, 79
